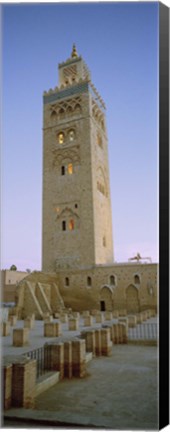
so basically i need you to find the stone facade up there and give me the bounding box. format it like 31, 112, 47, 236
42, 45, 113, 272
14, 261, 157, 318
55, 262, 158, 312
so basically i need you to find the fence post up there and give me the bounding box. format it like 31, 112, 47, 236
86, 330, 96, 355
50, 343, 64, 379
12, 357, 36, 408
2, 322, 11, 337
13, 328, 29, 346
3, 361, 12, 410
72, 339, 86, 377
64, 341, 72, 378
112, 324, 119, 344
121, 323, 128, 343
101, 328, 112, 355
68, 318, 79, 330
95, 329, 102, 355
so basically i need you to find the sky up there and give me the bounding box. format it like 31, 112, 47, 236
1, 2, 159, 271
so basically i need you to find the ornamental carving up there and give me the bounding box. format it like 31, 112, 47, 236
49, 96, 82, 121
55, 207, 80, 221
52, 146, 80, 167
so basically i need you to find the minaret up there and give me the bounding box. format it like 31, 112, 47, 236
42, 45, 114, 272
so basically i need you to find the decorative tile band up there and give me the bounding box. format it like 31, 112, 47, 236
43, 82, 89, 104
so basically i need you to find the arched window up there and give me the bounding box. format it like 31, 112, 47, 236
69, 129, 75, 141
58, 132, 64, 144
134, 274, 140, 284
65, 277, 69, 286
68, 163, 73, 174
110, 275, 115, 286
69, 219, 74, 230
87, 276, 92, 287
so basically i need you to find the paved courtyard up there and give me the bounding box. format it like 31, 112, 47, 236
2, 316, 158, 357
3, 344, 158, 430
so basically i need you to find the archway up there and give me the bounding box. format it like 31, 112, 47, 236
126, 284, 140, 313
100, 286, 113, 311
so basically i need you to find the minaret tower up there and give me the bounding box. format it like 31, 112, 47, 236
42, 45, 114, 272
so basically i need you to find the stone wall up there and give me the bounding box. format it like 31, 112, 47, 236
57, 262, 157, 312
1, 270, 28, 303
15, 263, 157, 317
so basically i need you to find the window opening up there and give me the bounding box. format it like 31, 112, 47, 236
68, 163, 73, 174
110, 275, 115, 285
87, 276, 92, 287
69, 130, 75, 141
65, 277, 69, 286
134, 275, 140, 284
100, 300, 105, 311
62, 220, 66, 231
58, 132, 64, 144
61, 166, 65, 175
69, 219, 74, 230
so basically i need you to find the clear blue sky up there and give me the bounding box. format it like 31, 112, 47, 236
2, 2, 159, 271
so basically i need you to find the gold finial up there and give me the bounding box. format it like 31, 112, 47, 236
71, 44, 78, 58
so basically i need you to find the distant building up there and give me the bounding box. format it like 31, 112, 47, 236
1, 270, 28, 303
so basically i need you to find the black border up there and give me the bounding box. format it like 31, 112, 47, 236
159, 1, 169, 429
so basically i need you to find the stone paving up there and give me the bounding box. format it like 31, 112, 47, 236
3, 344, 158, 430
2, 317, 158, 429
34, 345, 158, 430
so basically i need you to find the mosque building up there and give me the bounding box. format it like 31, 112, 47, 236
14, 46, 158, 317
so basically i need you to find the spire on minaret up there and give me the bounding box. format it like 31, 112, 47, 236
71, 43, 78, 58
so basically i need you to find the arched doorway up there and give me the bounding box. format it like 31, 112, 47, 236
100, 286, 113, 311
126, 284, 139, 313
